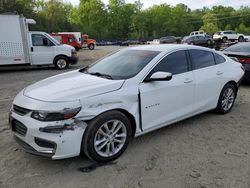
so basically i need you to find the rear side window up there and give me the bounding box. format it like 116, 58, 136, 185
150, 50, 188, 75
214, 53, 226, 64
190, 49, 215, 69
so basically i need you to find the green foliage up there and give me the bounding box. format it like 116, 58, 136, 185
200, 12, 219, 34
1, 0, 250, 39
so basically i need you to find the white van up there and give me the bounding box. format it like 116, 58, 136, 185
0, 14, 78, 69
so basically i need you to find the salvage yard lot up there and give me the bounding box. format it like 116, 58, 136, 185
0, 46, 250, 188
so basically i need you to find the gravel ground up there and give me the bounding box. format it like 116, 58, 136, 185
0, 46, 249, 188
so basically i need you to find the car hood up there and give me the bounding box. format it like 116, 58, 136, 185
23, 70, 124, 102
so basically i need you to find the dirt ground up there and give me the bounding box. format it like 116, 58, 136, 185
0, 46, 250, 188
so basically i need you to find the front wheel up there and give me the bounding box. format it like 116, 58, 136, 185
238, 36, 244, 42
88, 44, 95, 50
222, 37, 227, 43
82, 111, 132, 163
216, 83, 236, 114
53, 56, 69, 69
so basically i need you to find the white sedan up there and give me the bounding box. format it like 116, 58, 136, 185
10, 45, 244, 162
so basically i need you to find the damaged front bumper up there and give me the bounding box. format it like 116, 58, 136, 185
10, 109, 87, 160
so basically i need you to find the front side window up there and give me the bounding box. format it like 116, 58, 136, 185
32, 34, 54, 46
32, 34, 46, 46
190, 49, 215, 70
68, 37, 75, 43
149, 50, 188, 76
81, 49, 160, 80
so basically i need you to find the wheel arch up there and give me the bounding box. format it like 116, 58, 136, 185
84, 108, 137, 138
226, 80, 238, 95
53, 54, 70, 64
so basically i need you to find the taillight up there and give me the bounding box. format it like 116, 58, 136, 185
238, 57, 250, 64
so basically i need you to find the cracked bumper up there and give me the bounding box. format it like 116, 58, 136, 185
10, 110, 87, 160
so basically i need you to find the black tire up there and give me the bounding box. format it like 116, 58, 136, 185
53, 56, 69, 69
215, 83, 236, 114
238, 36, 244, 42
88, 44, 95, 50
74, 47, 80, 51
222, 37, 227, 43
207, 39, 212, 45
82, 110, 132, 163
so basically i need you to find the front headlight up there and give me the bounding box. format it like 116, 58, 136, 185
71, 49, 77, 57
31, 107, 81, 122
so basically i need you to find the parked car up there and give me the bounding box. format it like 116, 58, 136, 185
182, 35, 213, 46
190, 30, 206, 36
10, 45, 244, 162
222, 42, 250, 81
0, 14, 78, 69
213, 30, 245, 43
118, 40, 129, 46
159, 36, 181, 44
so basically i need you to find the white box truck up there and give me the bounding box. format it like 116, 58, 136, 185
0, 14, 78, 69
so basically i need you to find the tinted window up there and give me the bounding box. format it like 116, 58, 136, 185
190, 49, 215, 69
214, 53, 226, 64
32, 34, 54, 46
83, 50, 160, 80
32, 34, 46, 46
150, 50, 188, 75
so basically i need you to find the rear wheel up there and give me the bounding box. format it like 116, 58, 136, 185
82, 111, 132, 163
88, 43, 95, 50
53, 56, 69, 69
216, 83, 236, 114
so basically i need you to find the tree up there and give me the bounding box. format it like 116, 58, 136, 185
200, 12, 219, 34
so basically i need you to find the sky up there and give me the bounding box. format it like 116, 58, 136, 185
67, 0, 250, 10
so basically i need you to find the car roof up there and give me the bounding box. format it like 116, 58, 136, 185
128, 44, 215, 53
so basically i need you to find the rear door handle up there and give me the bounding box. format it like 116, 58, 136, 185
31, 47, 34, 52
184, 78, 193, 83
216, 71, 223, 75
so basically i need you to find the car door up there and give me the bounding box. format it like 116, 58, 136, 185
189, 49, 225, 113
29, 33, 55, 65
197, 36, 206, 45
226, 31, 233, 40
139, 50, 195, 131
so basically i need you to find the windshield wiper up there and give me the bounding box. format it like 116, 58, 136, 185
89, 72, 113, 80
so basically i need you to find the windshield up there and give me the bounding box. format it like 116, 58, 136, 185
80, 49, 160, 80
224, 44, 250, 53
45, 34, 60, 45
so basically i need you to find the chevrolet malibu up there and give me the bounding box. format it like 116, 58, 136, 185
10, 45, 244, 162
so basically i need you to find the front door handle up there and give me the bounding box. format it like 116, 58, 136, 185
216, 71, 223, 75
184, 78, 193, 83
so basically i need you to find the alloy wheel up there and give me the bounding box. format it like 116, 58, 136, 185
94, 120, 127, 157
221, 87, 234, 111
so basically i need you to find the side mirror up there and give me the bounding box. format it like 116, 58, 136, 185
144, 72, 172, 82
43, 38, 49, 46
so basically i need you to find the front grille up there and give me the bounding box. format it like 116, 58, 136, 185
13, 105, 31, 116
11, 119, 27, 136
35, 137, 56, 149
